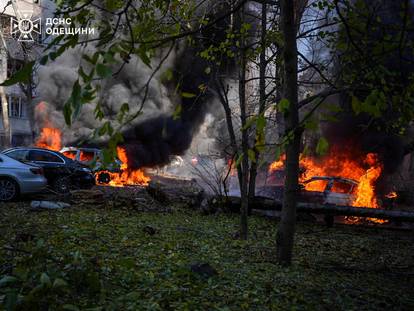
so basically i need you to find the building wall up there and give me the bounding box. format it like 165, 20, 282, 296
0, 0, 54, 147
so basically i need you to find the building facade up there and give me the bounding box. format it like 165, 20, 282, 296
0, 0, 52, 147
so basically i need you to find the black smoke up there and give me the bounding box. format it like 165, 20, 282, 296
118, 3, 254, 169
320, 0, 414, 176
121, 45, 215, 168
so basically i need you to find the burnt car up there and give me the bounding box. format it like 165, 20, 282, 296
300, 176, 358, 206
60, 147, 122, 184
257, 174, 358, 206
2, 147, 95, 193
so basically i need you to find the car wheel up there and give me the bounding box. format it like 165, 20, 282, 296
0, 178, 19, 201
96, 172, 110, 184
53, 176, 71, 193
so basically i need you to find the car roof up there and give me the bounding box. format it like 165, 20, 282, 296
3, 147, 71, 160
304, 176, 358, 185
61, 146, 101, 152
4, 147, 61, 153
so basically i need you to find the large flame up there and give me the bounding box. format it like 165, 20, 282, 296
268, 146, 388, 223
34, 102, 62, 151
35, 127, 62, 151
96, 147, 150, 187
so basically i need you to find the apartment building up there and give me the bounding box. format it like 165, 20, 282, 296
0, 0, 52, 147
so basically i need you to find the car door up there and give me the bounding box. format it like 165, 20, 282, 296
300, 178, 329, 204
26, 150, 68, 182
324, 180, 355, 206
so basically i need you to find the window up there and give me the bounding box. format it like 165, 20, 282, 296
79, 150, 95, 163
8, 96, 20, 118
331, 181, 354, 194
304, 179, 329, 192
5, 150, 28, 161
28, 150, 64, 163
62, 151, 78, 160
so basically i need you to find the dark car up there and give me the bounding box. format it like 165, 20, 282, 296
2, 147, 95, 193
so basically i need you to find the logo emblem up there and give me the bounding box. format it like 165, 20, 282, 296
10, 11, 41, 42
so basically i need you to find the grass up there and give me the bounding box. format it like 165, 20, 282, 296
0, 202, 413, 310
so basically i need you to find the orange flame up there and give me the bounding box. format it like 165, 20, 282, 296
34, 102, 62, 151
97, 147, 150, 187
385, 191, 397, 199
35, 127, 62, 151
269, 147, 387, 223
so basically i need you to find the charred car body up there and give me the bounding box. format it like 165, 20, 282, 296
60, 147, 122, 184
257, 174, 358, 207
2, 147, 95, 193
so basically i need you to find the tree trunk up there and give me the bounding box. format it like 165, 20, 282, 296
239, 4, 250, 240
215, 78, 243, 189
0, 86, 10, 147
248, 2, 267, 208
276, 0, 301, 266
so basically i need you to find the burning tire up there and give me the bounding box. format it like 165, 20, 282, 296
96, 172, 110, 184
52, 176, 71, 193
0, 178, 19, 201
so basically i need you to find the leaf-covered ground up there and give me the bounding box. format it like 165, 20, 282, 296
0, 202, 413, 310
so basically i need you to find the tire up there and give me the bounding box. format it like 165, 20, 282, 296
52, 176, 71, 194
0, 178, 19, 201
96, 172, 110, 184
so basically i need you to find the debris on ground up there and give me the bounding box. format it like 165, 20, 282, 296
30, 201, 71, 210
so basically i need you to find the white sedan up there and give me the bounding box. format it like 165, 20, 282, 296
0, 154, 47, 201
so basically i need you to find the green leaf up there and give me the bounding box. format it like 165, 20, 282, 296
247, 149, 256, 163
278, 98, 290, 113
138, 49, 152, 68
63, 101, 73, 126
242, 116, 257, 131
39, 55, 49, 65
316, 137, 329, 155
117, 103, 130, 122
173, 104, 182, 120
96, 63, 112, 78
256, 114, 266, 132
235, 153, 243, 167
1, 61, 35, 86
181, 92, 197, 98
64, 80, 82, 125
162, 68, 173, 82
304, 118, 318, 131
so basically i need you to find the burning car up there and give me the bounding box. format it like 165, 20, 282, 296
257, 175, 359, 206
300, 176, 358, 206
2, 147, 95, 193
60, 147, 122, 184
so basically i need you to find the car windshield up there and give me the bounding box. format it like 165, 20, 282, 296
62, 150, 77, 160
79, 150, 95, 163
331, 180, 355, 194
303, 179, 329, 192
